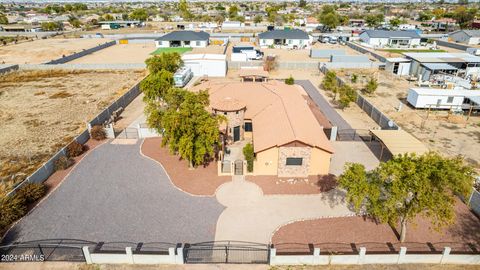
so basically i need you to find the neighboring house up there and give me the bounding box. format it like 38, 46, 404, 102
155, 30, 209, 48
403, 52, 480, 81
359, 30, 421, 48
222, 21, 244, 29
449, 30, 480, 45
1, 25, 42, 32
99, 20, 142, 30
191, 80, 334, 177
258, 29, 313, 49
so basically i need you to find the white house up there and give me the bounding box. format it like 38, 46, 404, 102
407, 88, 480, 109
359, 30, 421, 48
221, 21, 244, 29
449, 30, 480, 45
182, 54, 227, 77
258, 29, 313, 49
155, 31, 209, 48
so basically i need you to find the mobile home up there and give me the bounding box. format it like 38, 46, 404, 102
406, 88, 480, 109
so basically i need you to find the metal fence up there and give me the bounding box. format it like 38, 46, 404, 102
183, 241, 270, 264
44, 41, 116, 64
468, 189, 480, 217
319, 65, 399, 130
336, 129, 373, 141
346, 41, 387, 63
435, 40, 471, 51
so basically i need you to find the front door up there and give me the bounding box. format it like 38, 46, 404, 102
233, 126, 240, 142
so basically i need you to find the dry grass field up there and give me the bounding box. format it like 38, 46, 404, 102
69, 43, 156, 64
0, 69, 145, 192
0, 38, 112, 64
335, 69, 480, 169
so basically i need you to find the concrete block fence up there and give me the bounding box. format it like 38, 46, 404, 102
346, 41, 387, 63
0, 64, 19, 75
6, 78, 145, 197
44, 40, 116, 64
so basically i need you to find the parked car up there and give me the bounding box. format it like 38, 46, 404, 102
319, 36, 329, 43
329, 36, 338, 44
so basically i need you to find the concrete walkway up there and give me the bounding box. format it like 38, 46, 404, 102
214, 176, 354, 243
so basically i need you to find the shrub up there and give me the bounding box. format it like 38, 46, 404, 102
0, 195, 27, 233
351, 74, 358, 83
90, 125, 107, 140
243, 143, 254, 173
362, 77, 378, 95
54, 156, 74, 171
15, 183, 46, 204
285, 75, 295, 85
66, 141, 85, 158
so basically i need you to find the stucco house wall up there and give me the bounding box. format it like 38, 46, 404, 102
254, 147, 279, 175
155, 40, 208, 48
308, 147, 331, 175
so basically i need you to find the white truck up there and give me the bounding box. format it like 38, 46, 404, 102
173, 66, 194, 88
231, 46, 264, 61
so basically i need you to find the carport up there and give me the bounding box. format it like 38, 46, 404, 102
369, 129, 429, 160
239, 68, 269, 82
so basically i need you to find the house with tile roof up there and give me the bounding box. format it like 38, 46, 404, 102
191, 80, 333, 177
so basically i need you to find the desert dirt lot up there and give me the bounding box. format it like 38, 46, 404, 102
0, 69, 145, 191
0, 38, 112, 64
334, 68, 480, 169
69, 43, 156, 64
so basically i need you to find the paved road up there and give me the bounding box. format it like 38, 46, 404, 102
214, 176, 353, 243
296, 80, 352, 130
3, 141, 224, 244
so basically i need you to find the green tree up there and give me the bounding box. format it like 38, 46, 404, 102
243, 143, 254, 172
362, 77, 378, 95
389, 17, 405, 27
179, 0, 193, 20
0, 13, 8, 25
103, 14, 114, 21
41, 21, 63, 31
339, 153, 474, 242
228, 5, 239, 19
285, 75, 295, 85
418, 11, 434, 21
298, 0, 307, 8
254, 14, 263, 24
365, 13, 384, 27
159, 89, 222, 168
130, 8, 148, 21
140, 70, 174, 102
145, 52, 182, 74
68, 16, 82, 28
453, 6, 477, 29
338, 84, 357, 108
321, 70, 340, 100
317, 5, 340, 29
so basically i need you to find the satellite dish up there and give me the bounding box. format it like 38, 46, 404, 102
388, 120, 394, 128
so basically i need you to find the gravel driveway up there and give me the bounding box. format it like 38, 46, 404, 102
3, 141, 224, 244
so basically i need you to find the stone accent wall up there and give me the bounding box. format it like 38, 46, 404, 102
217, 109, 245, 142
277, 146, 312, 177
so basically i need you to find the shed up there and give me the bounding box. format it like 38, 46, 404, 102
370, 129, 428, 160
407, 88, 480, 109
182, 54, 227, 77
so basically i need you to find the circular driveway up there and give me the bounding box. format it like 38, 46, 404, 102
3, 141, 224, 244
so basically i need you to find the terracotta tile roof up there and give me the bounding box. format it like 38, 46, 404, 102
191, 81, 334, 154
211, 97, 246, 112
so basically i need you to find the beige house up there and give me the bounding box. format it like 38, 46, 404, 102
192, 81, 334, 177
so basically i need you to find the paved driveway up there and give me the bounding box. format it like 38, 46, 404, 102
3, 141, 224, 244
214, 176, 354, 243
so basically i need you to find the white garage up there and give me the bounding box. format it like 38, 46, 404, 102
182, 54, 227, 77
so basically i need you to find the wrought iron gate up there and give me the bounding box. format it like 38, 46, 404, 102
183, 241, 269, 264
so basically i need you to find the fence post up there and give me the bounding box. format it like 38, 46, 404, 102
125, 247, 134, 264
313, 247, 320, 264
168, 247, 176, 263
269, 248, 276, 265
82, 246, 93, 264
440, 247, 451, 264
330, 126, 338, 141
398, 247, 407, 264
176, 245, 184, 264
358, 247, 366, 264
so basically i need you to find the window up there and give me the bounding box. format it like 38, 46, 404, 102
224, 112, 227, 115
196, 41, 201, 46
244, 122, 252, 132
447, 96, 454, 103
286, 157, 303, 166
288, 39, 293, 44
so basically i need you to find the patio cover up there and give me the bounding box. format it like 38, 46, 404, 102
422, 63, 458, 71
370, 129, 429, 158
239, 68, 269, 78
